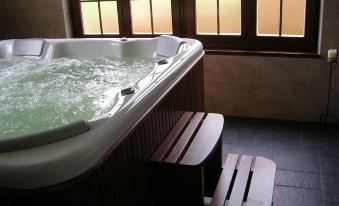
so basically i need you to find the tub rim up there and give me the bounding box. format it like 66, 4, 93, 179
0, 37, 204, 189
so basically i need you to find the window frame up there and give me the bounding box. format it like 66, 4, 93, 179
70, 0, 320, 53
70, 0, 182, 38
185, 0, 320, 53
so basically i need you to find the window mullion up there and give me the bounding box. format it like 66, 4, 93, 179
116, 0, 125, 37
120, 0, 132, 36
149, 0, 154, 34
171, 0, 183, 36
279, 0, 283, 36
97, 0, 104, 35
241, 0, 248, 39
217, 0, 220, 35
247, 0, 257, 40
183, 0, 195, 37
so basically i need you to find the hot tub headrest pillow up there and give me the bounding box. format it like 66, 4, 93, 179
13, 39, 45, 56
0, 120, 89, 153
156, 35, 186, 57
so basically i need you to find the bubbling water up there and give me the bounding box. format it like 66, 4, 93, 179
0, 56, 158, 139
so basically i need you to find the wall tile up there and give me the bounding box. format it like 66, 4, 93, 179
3, 0, 63, 14
262, 58, 328, 87
205, 55, 265, 85
0, 12, 66, 39
0, 0, 66, 39
205, 82, 267, 118
324, 0, 339, 12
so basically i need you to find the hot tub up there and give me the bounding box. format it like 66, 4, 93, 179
0, 36, 204, 191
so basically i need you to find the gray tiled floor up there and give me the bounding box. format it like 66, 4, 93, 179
221, 116, 339, 206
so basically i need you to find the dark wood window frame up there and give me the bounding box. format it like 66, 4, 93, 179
71, 0, 182, 38
185, 0, 320, 53
70, 0, 320, 54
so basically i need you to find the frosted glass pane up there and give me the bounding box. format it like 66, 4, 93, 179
219, 0, 241, 35
257, 0, 280, 36
100, 1, 119, 34
81, 2, 101, 34
196, 0, 217, 34
282, 0, 306, 37
152, 0, 173, 34
130, 0, 152, 34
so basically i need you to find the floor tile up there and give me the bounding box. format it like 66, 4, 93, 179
261, 120, 302, 148
320, 149, 339, 157
319, 154, 339, 174
274, 148, 320, 172
321, 174, 339, 202
273, 186, 322, 206
223, 116, 261, 146
323, 202, 339, 206
234, 127, 261, 146
222, 143, 232, 156
224, 116, 261, 128
222, 155, 227, 166
220, 116, 339, 206
230, 144, 274, 160
302, 123, 339, 149
222, 125, 238, 144
275, 170, 321, 189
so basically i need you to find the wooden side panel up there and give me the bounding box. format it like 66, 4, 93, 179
246, 157, 276, 206
0, 58, 205, 206
210, 154, 238, 206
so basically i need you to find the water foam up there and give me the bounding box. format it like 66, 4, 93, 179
0, 56, 157, 139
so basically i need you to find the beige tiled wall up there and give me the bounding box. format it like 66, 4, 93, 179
205, 0, 339, 122
0, 0, 69, 39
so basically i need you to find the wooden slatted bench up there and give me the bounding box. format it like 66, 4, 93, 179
210, 154, 276, 206
149, 112, 224, 206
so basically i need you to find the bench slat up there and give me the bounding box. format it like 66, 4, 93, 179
228, 155, 253, 206
165, 112, 205, 163
151, 112, 194, 162
180, 113, 224, 166
245, 157, 276, 206
210, 154, 239, 206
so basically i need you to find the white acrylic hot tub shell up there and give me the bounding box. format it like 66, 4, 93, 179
0, 40, 13, 58
0, 37, 204, 189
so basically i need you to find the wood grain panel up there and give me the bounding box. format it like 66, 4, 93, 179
210, 154, 239, 206
246, 157, 276, 206
165, 112, 204, 163
151, 112, 194, 162
228, 155, 253, 206
181, 113, 224, 166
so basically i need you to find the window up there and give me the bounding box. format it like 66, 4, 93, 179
130, 0, 173, 34
196, 0, 241, 35
257, 0, 306, 37
80, 0, 120, 35
189, 0, 320, 52
71, 0, 178, 37
71, 0, 320, 53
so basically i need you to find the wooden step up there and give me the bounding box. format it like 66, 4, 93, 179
151, 112, 223, 166
211, 154, 276, 206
